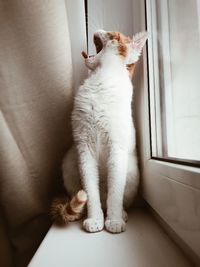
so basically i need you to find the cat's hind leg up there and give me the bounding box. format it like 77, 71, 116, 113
51, 146, 86, 225
122, 209, 128, 222
116, 152, 139, 227
62, 146, 82, 196
123, 152, 139, 209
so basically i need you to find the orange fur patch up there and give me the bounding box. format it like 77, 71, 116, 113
50, 191, 87, 225
107, 31, 131, 57
107, 31, 137, 79
50, 197, 69, 225
126, 63, 136, 80
66, 204, 77, 215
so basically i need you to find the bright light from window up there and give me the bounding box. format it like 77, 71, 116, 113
147, 0, 200, 163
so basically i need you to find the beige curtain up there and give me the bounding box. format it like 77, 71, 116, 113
0, 1, 73, 266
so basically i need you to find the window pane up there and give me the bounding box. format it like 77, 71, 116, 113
148, 0, 200, 163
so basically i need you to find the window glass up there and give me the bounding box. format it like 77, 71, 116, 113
148, 0, 200, 163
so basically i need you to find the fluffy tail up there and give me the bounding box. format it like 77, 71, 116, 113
51, 190, 87, 225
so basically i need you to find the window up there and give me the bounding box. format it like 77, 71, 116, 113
139, 0, 200, 260
147, 0, 200, 165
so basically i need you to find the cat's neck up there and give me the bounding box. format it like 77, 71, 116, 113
100, 52, 126, 74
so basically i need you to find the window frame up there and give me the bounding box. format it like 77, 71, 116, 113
134, 0, 200, 261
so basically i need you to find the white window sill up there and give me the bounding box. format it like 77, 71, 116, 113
28, 209, 192, 267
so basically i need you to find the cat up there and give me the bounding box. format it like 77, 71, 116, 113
51, 30, 148, 233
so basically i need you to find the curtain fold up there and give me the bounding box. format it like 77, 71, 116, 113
0, 1, 73, 266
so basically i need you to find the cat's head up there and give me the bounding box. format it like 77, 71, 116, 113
93, 30, 148, 64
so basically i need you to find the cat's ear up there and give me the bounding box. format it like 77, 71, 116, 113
132, 31, 148, 55
127, 31, 148, 64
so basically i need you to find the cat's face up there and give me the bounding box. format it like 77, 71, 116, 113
93, 30, 148, 64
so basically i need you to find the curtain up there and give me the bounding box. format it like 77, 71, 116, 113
0, 1, 74, 266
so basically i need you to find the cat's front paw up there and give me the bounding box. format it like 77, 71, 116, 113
83, 217, 104, 233
105, 218, 126, 233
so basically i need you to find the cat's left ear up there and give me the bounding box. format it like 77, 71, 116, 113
127, 31, 148, 64
132, 31, 148, 55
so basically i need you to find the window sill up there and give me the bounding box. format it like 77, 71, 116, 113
28, 209, 191, 267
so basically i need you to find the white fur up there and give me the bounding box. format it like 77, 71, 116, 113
62, 30, 147, 233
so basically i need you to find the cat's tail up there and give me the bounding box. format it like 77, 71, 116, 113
50, 190, 87, 225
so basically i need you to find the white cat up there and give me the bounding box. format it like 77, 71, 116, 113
52, 30, 148, 234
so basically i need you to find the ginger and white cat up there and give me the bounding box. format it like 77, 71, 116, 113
51, 30, 148, 233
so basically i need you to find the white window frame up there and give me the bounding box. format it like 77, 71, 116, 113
133, 0, 200, 262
